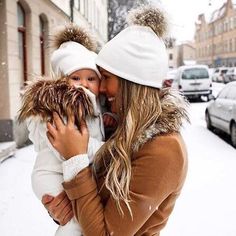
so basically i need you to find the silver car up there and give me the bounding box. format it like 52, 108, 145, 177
205, 81, 236, 147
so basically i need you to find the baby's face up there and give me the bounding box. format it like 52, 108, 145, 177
68, 69, 100, 96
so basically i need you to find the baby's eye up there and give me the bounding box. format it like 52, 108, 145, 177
71, 77, 80, 81
88, 77, 96, 81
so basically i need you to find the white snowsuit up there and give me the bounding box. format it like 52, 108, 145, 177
28, 91, 104, 236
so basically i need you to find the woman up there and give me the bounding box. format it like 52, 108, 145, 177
44, 5, 189, 235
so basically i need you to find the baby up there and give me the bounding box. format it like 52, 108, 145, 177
18, 25, 104, 236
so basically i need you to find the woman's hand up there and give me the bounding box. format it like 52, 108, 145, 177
42, 191, 73, 226
46, 112, 89, 159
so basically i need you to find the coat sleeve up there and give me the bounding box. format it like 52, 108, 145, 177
62, 135, 187, 236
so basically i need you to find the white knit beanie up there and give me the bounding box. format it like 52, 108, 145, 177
51, 25, 101, 78
96, 5, 168, 88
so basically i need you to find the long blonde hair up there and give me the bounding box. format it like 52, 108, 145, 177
93, 79, 163, 216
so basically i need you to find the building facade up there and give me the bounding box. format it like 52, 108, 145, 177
0, 0, 108, 142
52, 0, 108, 48
194, 0, 236, 67
168, 41, 196, 68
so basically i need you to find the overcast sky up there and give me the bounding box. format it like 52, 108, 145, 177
159, 0, 227, 43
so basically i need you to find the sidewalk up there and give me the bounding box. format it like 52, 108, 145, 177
0, 145, 57, 236
0, 141, 16, 163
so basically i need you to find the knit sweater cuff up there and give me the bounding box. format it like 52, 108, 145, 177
62, 154, 89, 182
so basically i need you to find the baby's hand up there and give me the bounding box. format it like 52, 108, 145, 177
42, 191, 73, 226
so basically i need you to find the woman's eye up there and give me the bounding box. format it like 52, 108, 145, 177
102, 75, 108, 80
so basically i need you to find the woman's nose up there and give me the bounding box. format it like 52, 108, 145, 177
99, 80, 106, 94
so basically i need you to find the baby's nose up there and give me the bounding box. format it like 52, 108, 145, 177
80, 80, 88, 88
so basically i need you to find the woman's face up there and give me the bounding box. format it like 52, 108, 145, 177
68, 69, 100, 96
99, 67, 119, 113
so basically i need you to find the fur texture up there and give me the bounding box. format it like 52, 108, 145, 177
127, 5, 168, 38
53, 24, 96, 51
18, 78, 95, 128
132, 88, 189, 151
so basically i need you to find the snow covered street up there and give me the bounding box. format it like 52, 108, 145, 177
1, 83, 236, 236
162, 101, 236, 236
0, 146, 57, 236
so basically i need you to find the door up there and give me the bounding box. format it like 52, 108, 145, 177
210, 85, 231, 131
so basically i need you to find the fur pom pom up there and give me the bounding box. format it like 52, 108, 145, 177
53, 24, 96, 51
127, 5, 168, 38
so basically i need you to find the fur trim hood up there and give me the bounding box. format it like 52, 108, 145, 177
133, 88, 189, 152
18, 78, 95, 128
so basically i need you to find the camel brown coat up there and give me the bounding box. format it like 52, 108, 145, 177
62, 89, 189, 236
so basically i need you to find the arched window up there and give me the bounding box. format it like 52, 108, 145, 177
17, 2, 27, 82
39, 16, 45, 75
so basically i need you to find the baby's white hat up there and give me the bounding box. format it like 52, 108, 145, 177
96, 5, 168, 88
51, 25, 101, 78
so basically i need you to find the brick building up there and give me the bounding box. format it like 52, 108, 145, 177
194, 0, 236, 67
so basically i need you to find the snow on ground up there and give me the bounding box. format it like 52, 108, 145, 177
1, 82, 236, 236
0, 146, 57, 236
162, 83, 236, 236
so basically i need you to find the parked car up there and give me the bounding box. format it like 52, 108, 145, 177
205, 81, 236, 147
162, 69, 177, 88
224, 67, 236, 83
211, 67, 228, 83
171, 65, 212, 101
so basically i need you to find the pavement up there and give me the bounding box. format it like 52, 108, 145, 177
0, 141, 16, 163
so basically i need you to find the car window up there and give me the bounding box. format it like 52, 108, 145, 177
215, 69, 219, 73
182, 68, 209, 80
218, 86, 231, 99
221, 69, 228, 74
226, 85, 236, 100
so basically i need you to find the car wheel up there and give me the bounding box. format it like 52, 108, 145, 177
230, 122, 236, 148
205, 111, 213, 130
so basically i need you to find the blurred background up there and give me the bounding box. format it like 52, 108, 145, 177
0, 0, 236, 236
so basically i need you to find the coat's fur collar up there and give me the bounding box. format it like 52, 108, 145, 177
133, 88, 189, 151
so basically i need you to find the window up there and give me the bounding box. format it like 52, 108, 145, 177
39, 16, 45, 75
218, 86, 230, 99
229, 39, 233, 53
226, 86, 236, 100
84, 0, 88, 18
169, 53, 173, 60
17, 2, 27, 82
182, 68, 209, 80
80, 0, 84, 15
